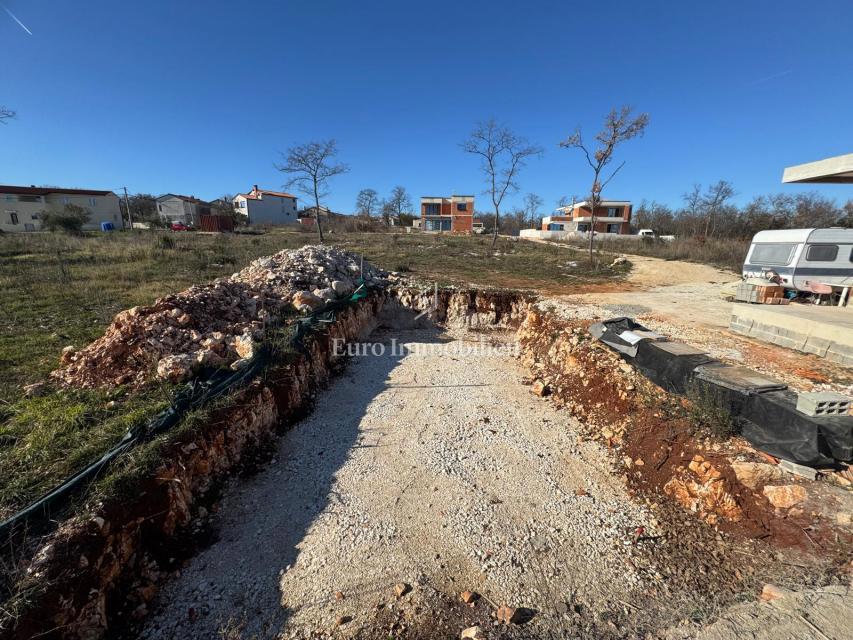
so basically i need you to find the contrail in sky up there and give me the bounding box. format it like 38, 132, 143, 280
745, 68, 793, 87
2, 3, 33, 35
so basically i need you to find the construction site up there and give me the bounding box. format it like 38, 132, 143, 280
0, 233, 850, 640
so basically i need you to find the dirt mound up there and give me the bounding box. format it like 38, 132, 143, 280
516, 304, 852, 553
50, 246, 388, 389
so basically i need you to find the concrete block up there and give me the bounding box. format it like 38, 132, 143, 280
778, 459, 819, 480
796, 392, 852, 417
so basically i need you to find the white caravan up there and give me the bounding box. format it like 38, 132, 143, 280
742, 228, 853, 292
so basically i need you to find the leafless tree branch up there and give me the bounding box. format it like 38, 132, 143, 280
275, 140, 349, 243
462, 119, 542, 247
560, 106, 649, 264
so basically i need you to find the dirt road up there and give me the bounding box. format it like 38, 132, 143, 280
538, 244, 853, 391
138, 325, 661, 639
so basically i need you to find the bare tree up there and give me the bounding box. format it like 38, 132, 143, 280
462, 119, 542, 248
560, 106, 649, 264
355, 188, 379, 217
701, 179, 735, 238
384, 185, 412, 226
276, 140, 348, 243
522, 193, 544, 229
0, 106, 15, 125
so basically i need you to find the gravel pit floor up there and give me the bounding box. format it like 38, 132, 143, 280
135, 326, 671, 639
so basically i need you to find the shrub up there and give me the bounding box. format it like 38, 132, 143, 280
685, 382, 736, 439
40, 204, 91, 235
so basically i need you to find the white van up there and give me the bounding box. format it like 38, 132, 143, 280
742, 228, 853, 291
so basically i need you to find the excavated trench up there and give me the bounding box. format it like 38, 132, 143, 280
2, 287, 847, 640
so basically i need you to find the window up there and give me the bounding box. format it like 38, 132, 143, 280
750, 243, 796, 266
238, 200, 246, 209
31, 213, 39, 220
456, 202, 468, 212
607, 207, 620, 217
158, 204, 163, 212
425, 218, 451, 231
4, 195, 14, 202
805, 244, 838, 262
548, 223, 564, 231
63, 196, 71, 204
424, 203, 440, 215
9, 212, 19, 225
607, 223, 620, 233
19, 195, 40, 203
89, 197, 97, 206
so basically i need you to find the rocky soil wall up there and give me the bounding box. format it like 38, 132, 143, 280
0, 286, 533, 640
1, 293, 385, 640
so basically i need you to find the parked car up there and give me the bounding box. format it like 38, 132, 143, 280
170, 222, 193, 231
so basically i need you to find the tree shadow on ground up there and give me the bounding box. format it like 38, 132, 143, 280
134, 309, 449, 640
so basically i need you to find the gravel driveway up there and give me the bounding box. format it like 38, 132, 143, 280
137, 324, 659, 639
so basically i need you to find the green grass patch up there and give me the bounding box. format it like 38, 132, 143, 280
0, 388, 170, 517
0, 228, 627, 520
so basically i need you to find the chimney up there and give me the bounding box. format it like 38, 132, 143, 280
253, 184, 259, 192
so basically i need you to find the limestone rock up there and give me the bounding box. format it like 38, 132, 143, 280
331, 279, 351, 295
531, 379, 550, 397
759, 583, 793, 602
732, 461, 784, 490
293, 290, 323, 311
156, 354, 195, 383
762, 484, 807, 509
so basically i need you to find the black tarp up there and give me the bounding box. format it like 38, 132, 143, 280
590, 317, 853, 467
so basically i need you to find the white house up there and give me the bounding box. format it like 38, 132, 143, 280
1, 185, 121, 232
156, 194, 212, 226
233, 185, 298, 225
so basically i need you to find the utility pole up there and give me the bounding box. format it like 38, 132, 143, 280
122, 187, 133, 230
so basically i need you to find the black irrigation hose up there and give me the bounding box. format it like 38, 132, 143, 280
0, 285, 376, 541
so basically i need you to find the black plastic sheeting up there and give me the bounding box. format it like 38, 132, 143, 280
0, 287, 374, 541
591, 317, 853, 468
740, 391, 853, 467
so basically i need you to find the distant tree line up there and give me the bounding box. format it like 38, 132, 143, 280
355, 185, 414, 227
633, 182, 853, 238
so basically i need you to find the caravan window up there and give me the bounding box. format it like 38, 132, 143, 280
805, 244, 838, 262
750, 243, 796, 265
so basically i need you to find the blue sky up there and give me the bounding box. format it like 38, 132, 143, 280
1, 1, 852, 214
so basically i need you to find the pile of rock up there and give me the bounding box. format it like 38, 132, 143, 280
51, 246, 389, 389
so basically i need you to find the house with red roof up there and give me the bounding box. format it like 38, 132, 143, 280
232, 185, 299, 226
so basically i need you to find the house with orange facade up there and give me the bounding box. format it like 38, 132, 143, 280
541, 200, 632, 234
420, 195, 474, 232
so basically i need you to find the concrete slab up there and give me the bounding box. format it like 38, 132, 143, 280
729, 303, 853, 368
693, 363, 787, 393
652, 341, 709, 356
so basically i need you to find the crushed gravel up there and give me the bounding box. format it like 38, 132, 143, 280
137, 325, 661, 639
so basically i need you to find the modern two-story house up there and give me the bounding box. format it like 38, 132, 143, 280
541, 200, 632, 234
0, 185, 121, 232
233, 185, 298, 226
420, 195, 475, 232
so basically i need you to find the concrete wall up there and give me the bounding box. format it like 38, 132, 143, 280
1, 192, 121, 232
157, 197, 210, 226
237, 194, 298, 226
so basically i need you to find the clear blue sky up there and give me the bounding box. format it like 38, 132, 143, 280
2, 1, 852, 213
